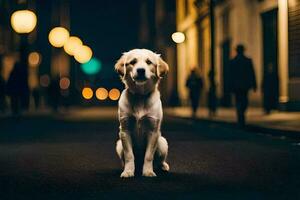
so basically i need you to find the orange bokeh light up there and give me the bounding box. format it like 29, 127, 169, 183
59, 77, 70, 90
28, 52, 41, 67
96, 87, 108, 100
82, 87, 93, 100
108, 88, 120, 101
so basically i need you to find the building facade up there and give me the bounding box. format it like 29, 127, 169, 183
139, 0, 178, 105
287, 0, 300, 109
214, 0, 299, 110
176, 0, 211, 105
173, 0, 300, 110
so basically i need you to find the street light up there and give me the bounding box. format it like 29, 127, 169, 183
74, 45, 93, 64
63, 36, 83, 56
10, 9, 37, 110
171, 32, 185, 44
48, 27, 70, 48
208, 0, 217, 115
11, 10, 37, 34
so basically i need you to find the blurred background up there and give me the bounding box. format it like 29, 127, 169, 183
1, 1, 300, 198
0, 0, 299, 114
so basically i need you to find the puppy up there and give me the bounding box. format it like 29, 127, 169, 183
115, 49, 170, 178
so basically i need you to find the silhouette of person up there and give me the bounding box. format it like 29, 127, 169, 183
186, 68, 203, 118
32, 87, 41, 110
48, 76, 60, 112
229, 45, 257, 127
0, 74, 6, 112
6, 61, 29, 115
262, 63, 279, 114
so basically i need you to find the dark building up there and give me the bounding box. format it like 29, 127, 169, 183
139, 0, 177, 105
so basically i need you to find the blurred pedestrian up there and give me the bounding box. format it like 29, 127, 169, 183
186, 68, 203, 118
262, 63, 279, 114
0, 75, 6, 112
32, 87, 41, 110
229, 44, 256, 127
6, 61, 29, 115
48, 76, 60, 112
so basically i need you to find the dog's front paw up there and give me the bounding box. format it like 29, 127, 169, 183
120, 170, 134, 178
142, 170, 157, 177
161, 162, 170, 172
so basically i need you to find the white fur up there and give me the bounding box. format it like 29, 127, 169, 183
115, 49, 170, 178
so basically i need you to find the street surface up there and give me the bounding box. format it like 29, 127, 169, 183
0, 108, 299, 199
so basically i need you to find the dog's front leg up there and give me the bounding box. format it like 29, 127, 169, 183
120, 131, 135, 178
143, 132, 159, 177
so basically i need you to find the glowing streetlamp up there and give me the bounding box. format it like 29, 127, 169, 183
171, 32, 185, 44
63, 36, 83, 56
10, 9, 38, 110
74, 45, 93, 64
11, 10, 37, 34
48, 27, 70, 48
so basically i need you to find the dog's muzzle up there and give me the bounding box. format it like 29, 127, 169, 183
133, 68, 147, 82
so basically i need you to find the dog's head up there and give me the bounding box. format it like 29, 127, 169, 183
115, 49, 169, 94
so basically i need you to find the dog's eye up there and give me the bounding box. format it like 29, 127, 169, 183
129, 59, 137, 66
146, 59, 152, 65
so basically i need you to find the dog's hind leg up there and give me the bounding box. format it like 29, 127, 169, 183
116, 139, 124, 166
157, 136, 169, 172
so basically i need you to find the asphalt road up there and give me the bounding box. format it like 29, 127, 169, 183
0, 108, 300, 199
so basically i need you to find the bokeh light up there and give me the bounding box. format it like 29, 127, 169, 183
96, 88, 108, 100
109, 88, 120, 101
59, 77, 70, 90
171, 32, 185, 43
40, 74, 50, 87
11, 10, 37, 33
82, 87, 93, 100
63, 36, 83, 56
28, 52, 41, 67
48, 27, 70, 48
81, 58, 101, 75
74, 45, 92, 63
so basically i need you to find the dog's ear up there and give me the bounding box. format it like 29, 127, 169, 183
157, 56, 169, 78
115, 54, 126, 77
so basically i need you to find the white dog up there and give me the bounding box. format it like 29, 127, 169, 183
115, 49, 170, 178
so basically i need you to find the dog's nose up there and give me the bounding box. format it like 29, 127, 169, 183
136, 68, 145, 76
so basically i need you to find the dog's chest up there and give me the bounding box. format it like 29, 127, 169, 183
132, 103, 149, 120
119, 89, 161, 134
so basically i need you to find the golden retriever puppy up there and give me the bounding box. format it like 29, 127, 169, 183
115, 49, 170, 178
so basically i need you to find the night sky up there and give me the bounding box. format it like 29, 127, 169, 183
36, 0, 143, 81
70, 0, 142, 66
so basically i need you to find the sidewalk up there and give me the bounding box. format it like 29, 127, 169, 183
165, 107, 300, 139
1, 106, 299, 139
